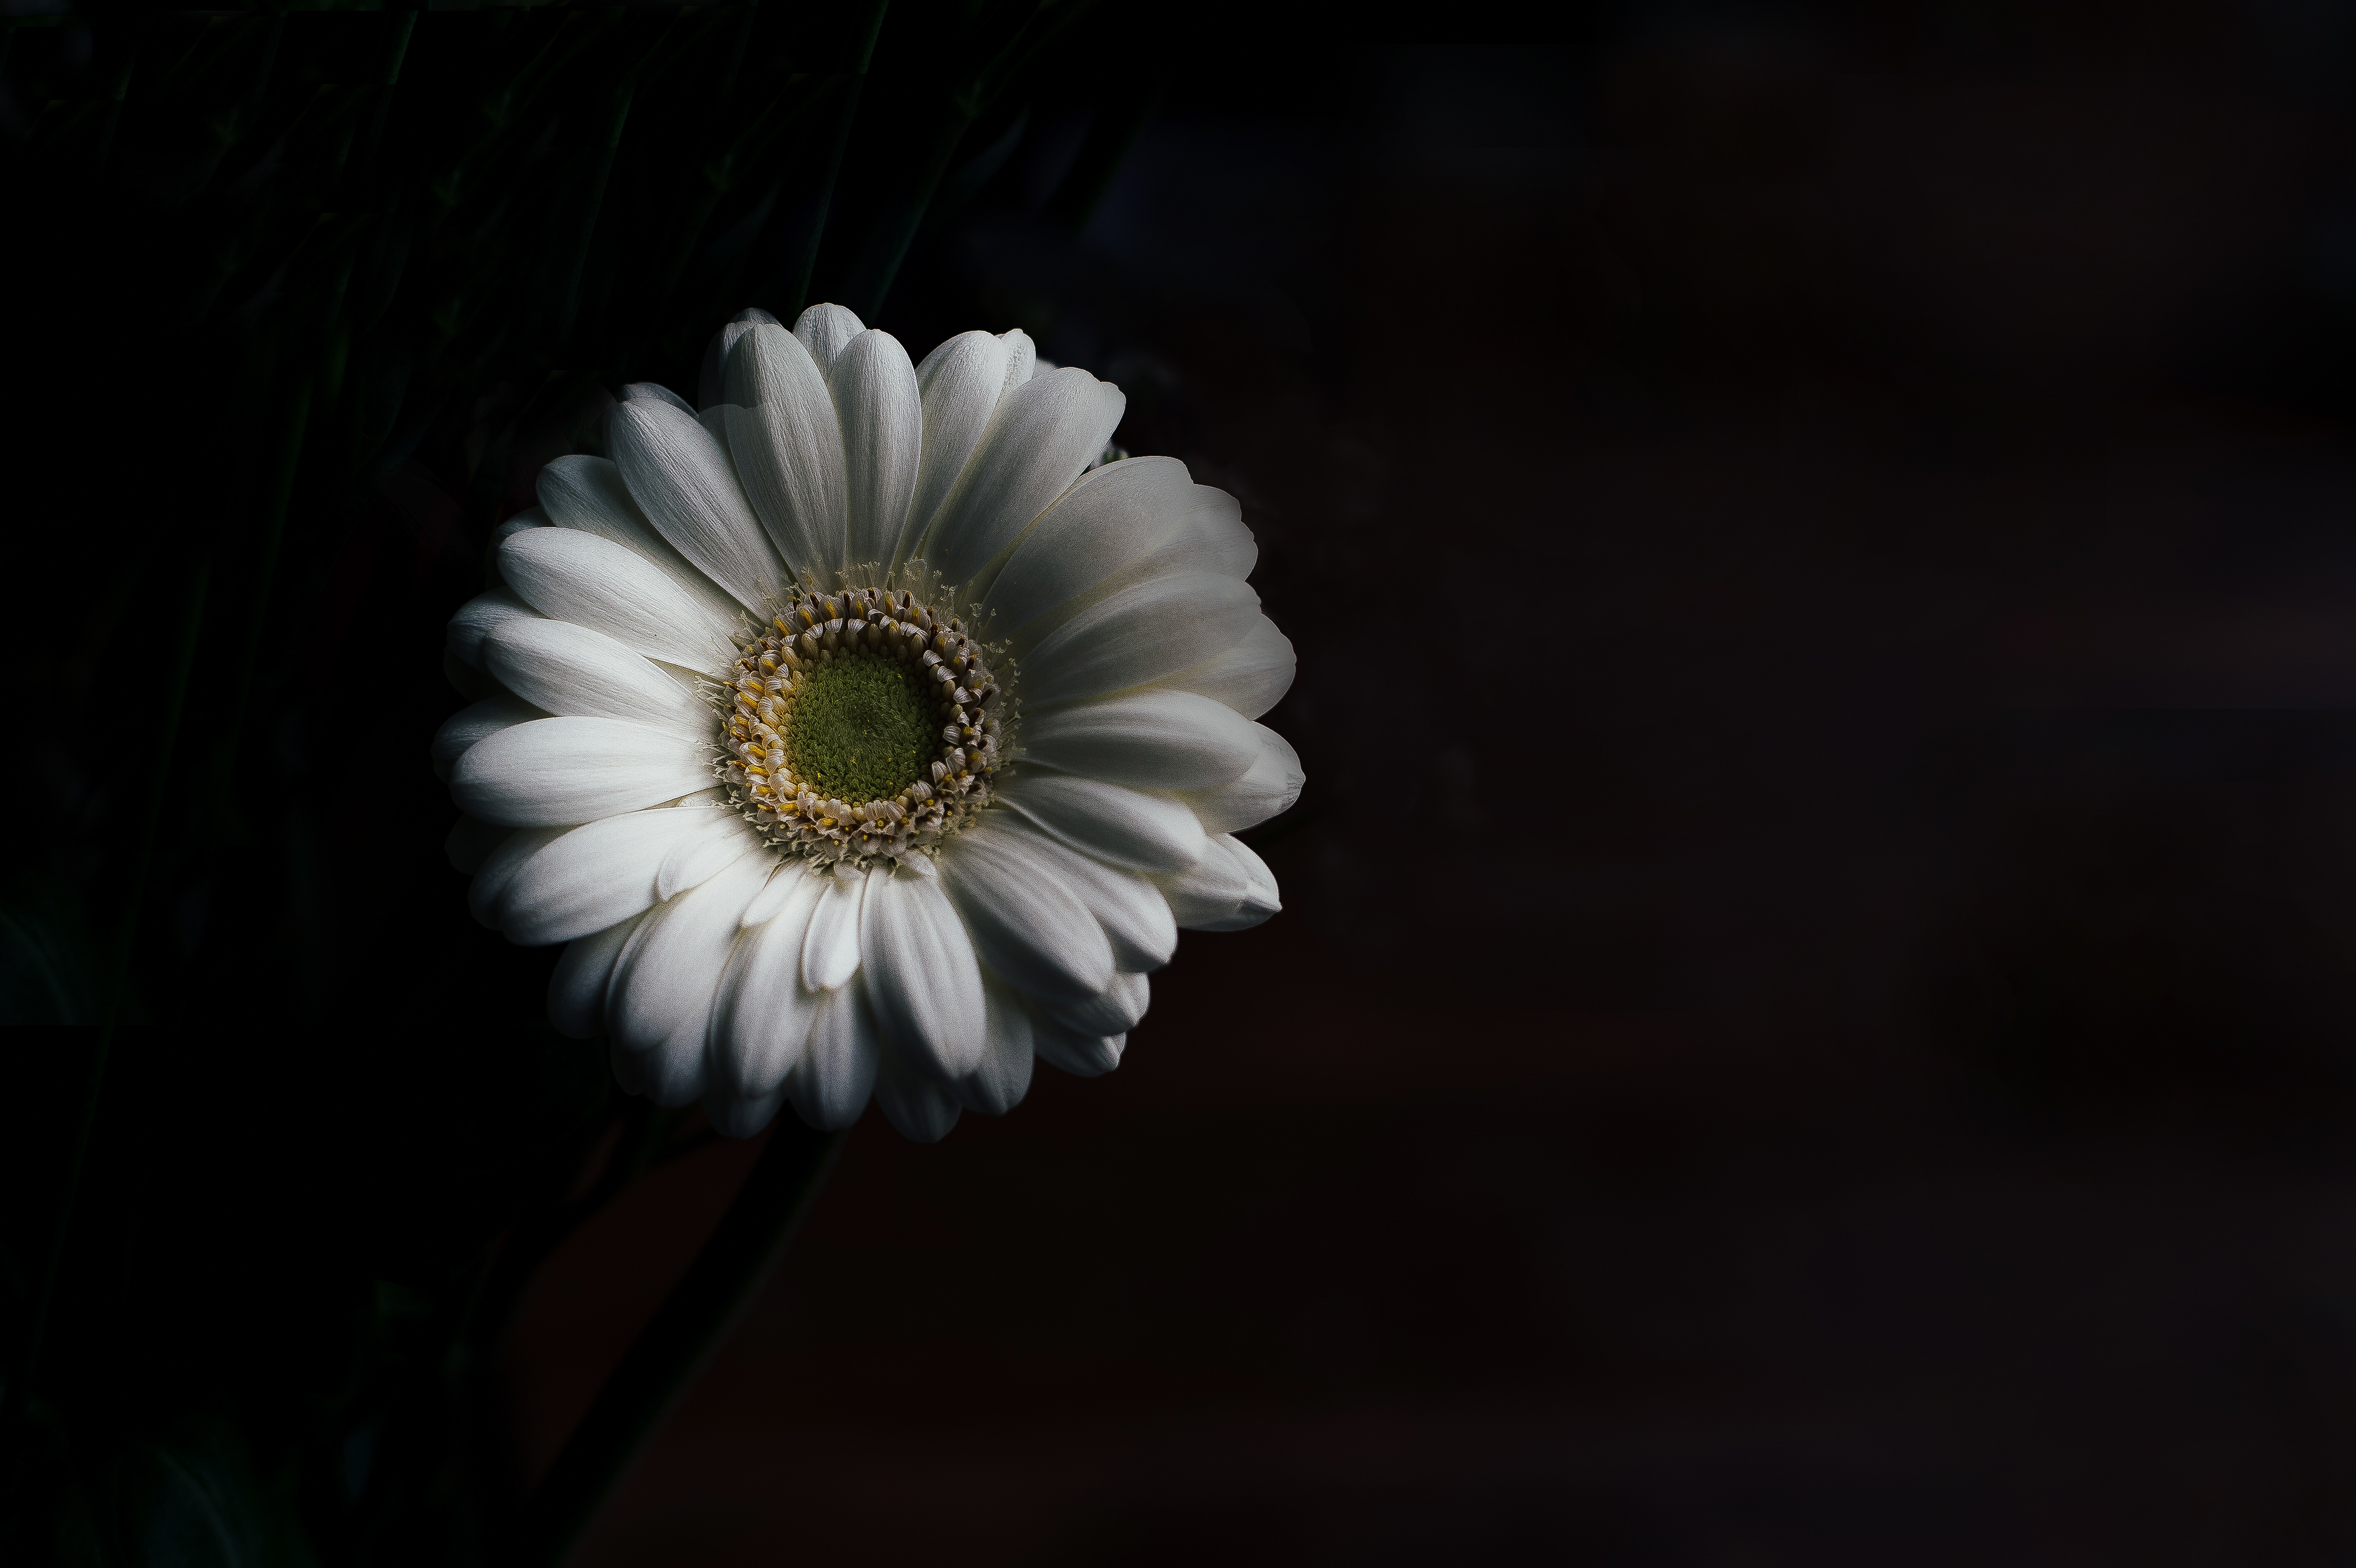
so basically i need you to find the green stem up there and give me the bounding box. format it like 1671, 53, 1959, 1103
786, 0, 888, 318
509, 1119, 848, 1567
7, 559, 210, 1452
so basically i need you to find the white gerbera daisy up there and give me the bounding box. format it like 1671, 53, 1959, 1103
433, 305, 1301, 1142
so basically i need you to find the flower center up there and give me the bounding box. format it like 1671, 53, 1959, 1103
716, 584, 1006, 867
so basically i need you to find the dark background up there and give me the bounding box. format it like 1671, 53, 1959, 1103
16, 2, 2356, 1564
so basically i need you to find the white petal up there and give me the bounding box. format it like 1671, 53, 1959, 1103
498, 527, 738, 672
978, 457, 1201, 645
794, 302, 866, 370
995, 773, 1206, 874
538, 455, 744, 627
1030, 1007, 1128, 1077
1155, 833, 1282, 931
1019, 689, 1262, 790
1042, 968, 1151, 1037
467, 825, 570, 928
656, 812, 763, 900
859, 862, 988, 1077
624, 381, 698, 417
711, 875, 829, 1102
444, 814, 507, 874
787, 983, 881, 1128
742, 859, 827, 929
498, 805, 730, 946
447, 589, 543, 671
1150, 616, 1294, 719
483, 617, 713, 737
609, 398, 787, 611
723, 323, 847, 577
1178, 724, 1304, 835
997, 327, 1037, 392
801, 864, 866, 991
985, 815, 1176, 972
1192, 834, 1283, 931
938, 824, 1114, 1003
607, 849, 774, 1065
1151, 831, 1252, 926
1020, 572, 1261, 708
923, 368, 1127, 596
830, 329, 922, 572
700, 307, 781, 410
432, 695, 547, 783
873, 1049, 963, 1143
907, 331, 1011, 559
548, 912, 647, 1039
955, 976, 1035, 1115
484, 509, 548, 589
450, 716, 714, 827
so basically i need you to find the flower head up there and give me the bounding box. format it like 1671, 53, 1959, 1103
434, 306, 1301, 1140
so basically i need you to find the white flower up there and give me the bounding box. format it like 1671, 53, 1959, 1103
434, 305, 1301, 1142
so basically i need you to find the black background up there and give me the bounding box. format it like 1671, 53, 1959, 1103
16, 2, 2356, 1564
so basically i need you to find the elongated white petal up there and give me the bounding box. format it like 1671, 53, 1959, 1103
498, 527, 738, 672
483, 617, 712, 737
980, 457, 1199, 642
1151, 831, 1252, 926
907, 331, 1011, 559
538, 454, 744, 626
432, 695, 547, 783
609, 398, 786, 610
830, 329, 921, 572
986, 816, 1176, 972
939, 825, 1114, 1003
711, 875, 829, 1102
1021, 572, 1261, 708
996, 772, 1206, 874
1178, 724, 1304, 835
873, 1048, 963, 1143
484, 509, 548, 589
447, 589, 543, 670
955, 976, 1035, 1115
1155, 833, 1282, 930
998, 328, 1038, 393
795, 302, 865, 370
655, 812, 763, 900
723, 323, 847, 576
923, 368, 1127, 595
468, 825, 570, 928
1189, 834, 1282, 931
608, 849, 774, 1064
499, 805, 727, 946
1020, 689, 1261, 790
624, 381, 697, 417
700, 307, 782, 410
1030, 1008, 1127, 1077
788, 984, 880, 1128
450, 717, 713, 827
801, 866, 866, 991
742, 860, 827, 929
1042, 968, 1151, 1037
860, 863, 988, 1077
1150, 615, 1294, 719
445, 814, 507, 874
548, 913, 647, 1039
